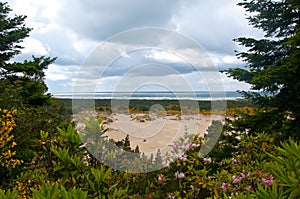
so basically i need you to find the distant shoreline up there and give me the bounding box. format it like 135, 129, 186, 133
51, 91, 244, 101
58, 98, 252, 116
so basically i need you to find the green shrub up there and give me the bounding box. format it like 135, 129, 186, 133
251, 139, 300, 199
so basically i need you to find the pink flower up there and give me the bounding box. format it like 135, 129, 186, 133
248, 186, 254, 191
172, 143, 178, 149
221, 182, 230, 192
174, 152, 184, 159
247, 172, 251, 177
261, 174, 273, 186
241, 173, 246, 179
182, 143, 191, 151
158, 174, 165, 183
231, 158, 241, 165
204, 157, 212, 163
232, 175, 242, 184
183, 137, 190, 144
191, 143, 198, 148
179, 154, 188, 161
241, 170, 247, 179
175, 171, 185, 179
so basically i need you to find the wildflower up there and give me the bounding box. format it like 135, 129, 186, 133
174, 152, 184, 160
172, 143, 178, 149
241, 170, 246, 179
11, 141, 17, 148
179, 154, 188, 161
221, 182, 230, 192
182, 143, 191, 151
158, 174, 165, 183
247, 172, 251, 177
11, 109, 17, 115
183, 137, 190, 144
248, 186, 254, 191
261, 174, 273, 186
241, 173, 246, 179
204, 157, 212, 163
231, 158, 241, 165
175, 171, 185, 179
232, 175, 242, 184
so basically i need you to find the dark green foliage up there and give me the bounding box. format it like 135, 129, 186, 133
0, 188, 19, 199
0, 56, 56, 107
154, 149, 163, 169
0, 2, 56, 106
12, 100, 70, 162
206, 120, 233, 160
32, 183, 88, 199
265, 139, 300, 198
0, 2, 31, 65
123, 134, 132, 152
223, 0, 300, 138
3, 56, 56, 106
65, 98, 249, 114
0, 1, 71, 185
134, 145, 140, 153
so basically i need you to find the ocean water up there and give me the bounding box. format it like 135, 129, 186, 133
53, 91, 243, 101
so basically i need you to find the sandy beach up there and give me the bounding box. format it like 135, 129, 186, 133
101, 113, 224, 155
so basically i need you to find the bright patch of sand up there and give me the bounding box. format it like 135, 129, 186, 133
102, 113, 224, 155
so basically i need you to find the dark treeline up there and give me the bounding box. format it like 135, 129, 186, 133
61, 98, 252, 114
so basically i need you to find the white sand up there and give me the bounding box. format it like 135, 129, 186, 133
102, 113, 224, 155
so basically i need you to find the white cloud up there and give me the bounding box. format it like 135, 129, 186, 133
7, 0, 260, 93
145, 50, 184, 63
45, 64, 78, 82
223, 56, 237, 64
45, 73, 68, 81
72, 39, 98, 54
21, 38, 49, 55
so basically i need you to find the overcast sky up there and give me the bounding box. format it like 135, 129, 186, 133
8, 0, 264, 94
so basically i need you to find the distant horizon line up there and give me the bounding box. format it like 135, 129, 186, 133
51, 90, 243, 94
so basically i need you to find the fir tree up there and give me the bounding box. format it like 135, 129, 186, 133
0, 2, 56, 107
224, 0, 300, 138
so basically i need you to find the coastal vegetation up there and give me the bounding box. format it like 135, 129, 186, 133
0, 0, 299, 198
65, 98, 253, 116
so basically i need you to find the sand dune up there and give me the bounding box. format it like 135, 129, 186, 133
102, 113, 224, 155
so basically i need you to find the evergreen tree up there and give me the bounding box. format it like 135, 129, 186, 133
123, 134, 132, 152
224, 0, 300, 138
0, 2, 55, 106
0, 2, 68, 169
154, 149, 163, 168
134, 145, 140, 153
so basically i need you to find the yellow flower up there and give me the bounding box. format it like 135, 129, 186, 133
11, 141, 17, 147
0, 109, 21, 169
11, 109, 17, 115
